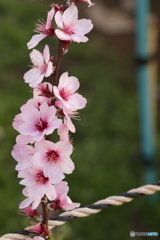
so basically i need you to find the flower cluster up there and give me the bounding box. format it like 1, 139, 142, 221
12, 1, 93, 238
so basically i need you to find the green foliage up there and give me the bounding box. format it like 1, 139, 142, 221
0, 1, 160, 239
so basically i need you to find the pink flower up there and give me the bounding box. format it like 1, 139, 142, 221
18, 102, 62, 141
19, 206, 41, 219
29, 223, 50, 236
72, 0, 95, 7
49, 181, 80, 211
24, 45, 54, 88
27, 8, 55, 49
19, 162, 62, 209
12, 143, 36, 171
33, 82, 53, 98
31, 139, 74, 179
54, 72, 87, 111
54, 5, 93, 43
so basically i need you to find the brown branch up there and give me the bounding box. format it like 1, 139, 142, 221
41, 198, 50, 239
52, 40, 64, 87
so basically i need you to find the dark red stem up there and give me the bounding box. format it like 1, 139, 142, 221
52, 40, 64, 87
42, 199, 50, 239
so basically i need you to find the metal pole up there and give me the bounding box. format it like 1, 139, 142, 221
135, 0, 156, 185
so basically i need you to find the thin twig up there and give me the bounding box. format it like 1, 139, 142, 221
42, 198, 50, 239
52, 40, 64, 87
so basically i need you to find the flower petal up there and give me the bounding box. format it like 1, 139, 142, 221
71, 33, 88, 43
55, 11, 64, 29
30, 49, 44, 67
43, 44, 50, 64
55, 29, 71, 41
19, 198, 33, 209
46, 8, 55, 29
63, 5, 78, 25
23, 68, 44, 87
45, 182, 57, 200
45, 61, 53, 78
27, 34, 47, 49
76, 19, 93, 34
40, 102, 56, 122
18, 123, 38, 136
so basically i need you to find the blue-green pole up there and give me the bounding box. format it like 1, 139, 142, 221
135, 0, 156, 184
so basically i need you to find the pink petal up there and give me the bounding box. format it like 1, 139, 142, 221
33, 131, 46, 141
43, 44, 50, 64
43, 162, 59, 179
55, 181, 69, 197
11, 145, 22, 162
76, 19, 93, 34
19, 198, 33, 209
28, 184, 44, 200
31, 151, 46, 168
31, 200, 40, 209
71, 33, 88, 43
61, 196, 80, 210
12, 113, 24, 131
21, 107, 40, 125
64, 76, 80, 93
58, 124, 69, 142
45, 182, 57, 200
54, 141, 73, 156
20, 178, 35, 187
58, 157, 75, 174
68, 93, 87, 109
46, 8, 55, 29
55, 29, 71, 41
30, 49, 44, 67
58, 72, 68, 90
40, 102, 56, 122
53, 86, 63, 101
23, 68, 40, 83
27, 34, 47, 49
35, 139, 51, 151
29, 74, 44, 88
64, 115, 76, 133
63, 5, 78, 25
23, 68, 44, 87
16, 161, 31, 171
46, 118, 62, 135
18, 123, 38, 136
55, 11, 64, 29
45, 61, 53, 77
16, 135, 35, 145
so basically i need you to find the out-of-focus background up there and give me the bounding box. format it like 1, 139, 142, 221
0, 0, 160, 239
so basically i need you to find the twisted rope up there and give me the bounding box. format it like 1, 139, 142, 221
1, 181, 160, 240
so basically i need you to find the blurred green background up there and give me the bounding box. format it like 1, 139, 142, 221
0, 0, 160, 239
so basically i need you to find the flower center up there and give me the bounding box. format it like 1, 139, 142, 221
63, 24, 75, 35
39, 64, 47, 74
35, 118, 47, 131
59, 88, 71, 101
36, 172, 49, 184
46, 150, 60, 162
50, 199, 61, 211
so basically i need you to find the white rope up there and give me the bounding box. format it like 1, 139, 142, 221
1, 182, 160, 240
